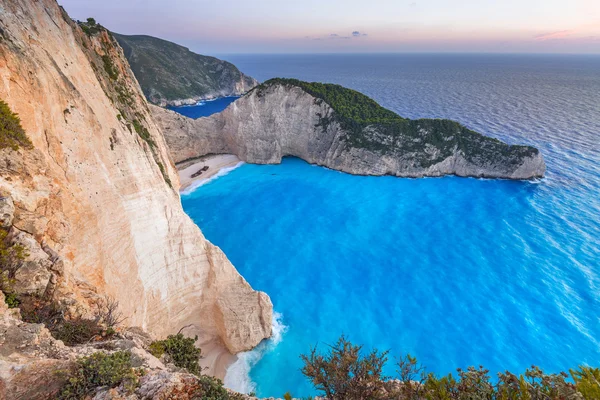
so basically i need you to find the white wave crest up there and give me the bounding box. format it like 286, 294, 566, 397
224, 311, 288, 394
181, 162, 245, 195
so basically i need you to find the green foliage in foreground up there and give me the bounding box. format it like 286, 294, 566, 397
301, 335, 600, 399
58, 351, 141, 399
0, 100, 33, 151
149, 333, 202, 375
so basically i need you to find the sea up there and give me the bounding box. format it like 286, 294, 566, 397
173, 54, 600, 398
167, 96, 238, 119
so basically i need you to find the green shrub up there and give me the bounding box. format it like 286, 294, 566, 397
58, 351, 141, 399
52, 318, 103, 346
301, 335, 388, 400
132, 119, 156, 147
0, 100, 33, 151
572, 366, 600, 400
302, 335, 595, 400
3, 291, 19, 308
79, 18, 101, 36
157, 161, 173, 188
19, 295, 112, 346
283, 391, 293, 400
0, 228, 29, 307
149, 333, 202, 375
101, 55, 119, 81
196, 375, 245, 399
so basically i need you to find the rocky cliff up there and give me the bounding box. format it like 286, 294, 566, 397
113, 33, 258, 107
154, 79, 545, 180
0, 0, 271, 364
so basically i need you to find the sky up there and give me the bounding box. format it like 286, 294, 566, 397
59, 0, 600, 55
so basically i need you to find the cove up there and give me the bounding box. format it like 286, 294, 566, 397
181, 157, 600, 398
168, 96, 239, 119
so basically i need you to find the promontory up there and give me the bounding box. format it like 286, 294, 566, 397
153, 78, 546, 180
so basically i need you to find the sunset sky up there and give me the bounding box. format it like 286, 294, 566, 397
59, 0, 600, 55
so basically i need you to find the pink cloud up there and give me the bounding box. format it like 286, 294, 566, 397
534, 30, 574, 41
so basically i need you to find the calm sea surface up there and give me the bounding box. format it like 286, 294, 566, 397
168, 96, 238, 118
179, 54, 600, 397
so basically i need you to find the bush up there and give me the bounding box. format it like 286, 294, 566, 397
3, 291, 19, 308
301, 335, 388, 400
196, 375, 245, 400
58, 351, 141, 399
19, 296, 109, 346
302, 335, 596, 400
53, 318, 103, 346
0, 100, 33, 151
79, 17, 101, 36
94, 295, 125, 329
149, 333, 202, 375
0, 227, 29, 308
101, 55, 119, 80
572, 366, 600, 400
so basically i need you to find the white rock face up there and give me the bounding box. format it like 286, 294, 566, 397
0, 0, 271, 354
154, 83, 546, 180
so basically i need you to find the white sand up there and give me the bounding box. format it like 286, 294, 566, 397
196, 338, 237, 380
177, 154, 241, 191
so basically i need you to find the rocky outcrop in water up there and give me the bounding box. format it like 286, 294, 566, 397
154, 80, 545, 180
0, 0, 271, 359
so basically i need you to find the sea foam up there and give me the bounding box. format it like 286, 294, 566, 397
224, 312, 288, 394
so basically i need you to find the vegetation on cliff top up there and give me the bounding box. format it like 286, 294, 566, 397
256, 78, 539, 168
0, 100, 33, 151
112, 33, 257, 105
301, 335, 600, 399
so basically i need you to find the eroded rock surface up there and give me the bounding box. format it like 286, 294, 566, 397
0, 0, 271, 356
154, 81, 545, 180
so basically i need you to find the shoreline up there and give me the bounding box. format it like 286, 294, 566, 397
177, 154, 242, 191
196, 337, 237, 380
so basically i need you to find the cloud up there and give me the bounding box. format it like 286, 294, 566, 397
308, 31, 367, 41
534, 30, 574, 41
328, 33, 351, 39
409, 2, 417, 7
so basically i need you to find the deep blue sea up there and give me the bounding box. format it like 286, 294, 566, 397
168, 96, 238, 119
179, 54, 600, 398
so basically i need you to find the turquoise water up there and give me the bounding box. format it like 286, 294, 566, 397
180, 54, 600, 397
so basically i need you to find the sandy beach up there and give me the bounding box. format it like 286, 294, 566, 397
177, 154, 242, 191
196, 337, 237, 380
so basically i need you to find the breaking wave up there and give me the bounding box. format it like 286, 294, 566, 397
223, 312, 288, 394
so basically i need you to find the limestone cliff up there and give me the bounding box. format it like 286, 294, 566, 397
0, 0, 271, 358
154, 79, 546, 180
113, 33, 258, 107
